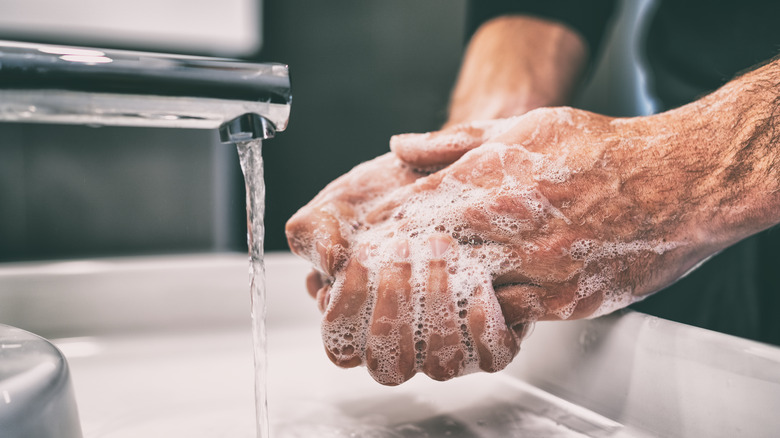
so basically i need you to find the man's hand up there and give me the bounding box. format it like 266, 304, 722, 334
287, 108, 708, 386
388, 108, 714, 326
286, 47, 780, 386
388, 56, 780, 337
286, 153, 425, 296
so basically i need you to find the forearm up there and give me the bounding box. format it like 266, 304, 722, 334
705, 58, 780, 243
446, 15, 587, 127
625, 58, 780, 252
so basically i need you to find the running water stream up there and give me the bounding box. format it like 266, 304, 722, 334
236, 139, 269, 438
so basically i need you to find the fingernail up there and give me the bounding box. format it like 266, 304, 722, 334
429, 235, 451, 258
317, 241, 346, 275
390, 132, 430, 150
317, 285, 332, 313
393, 240, 410, 259
357, 244, 371, 264
316, 241, 331, 274
306, 269, 325, 298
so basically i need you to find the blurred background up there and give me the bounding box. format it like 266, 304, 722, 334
0, 0, 654, 261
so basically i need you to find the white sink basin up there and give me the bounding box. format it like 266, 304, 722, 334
1, 252, 779, 437
0, 324, 82, 438
54, 327, 619, 437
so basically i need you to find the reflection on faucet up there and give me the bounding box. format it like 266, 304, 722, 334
0, 41, 291, 141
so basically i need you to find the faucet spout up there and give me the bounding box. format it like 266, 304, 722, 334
220, 114, 277, 143
0, 41, 291, 136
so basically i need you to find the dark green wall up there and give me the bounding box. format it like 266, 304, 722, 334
256, 0, 468, 251
0, 1, 468, 260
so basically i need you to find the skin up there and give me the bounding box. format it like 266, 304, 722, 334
446, 16, 587, 127
286, 16, 780, 385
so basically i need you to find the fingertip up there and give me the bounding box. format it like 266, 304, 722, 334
428, 234, 452, 259
392, 239, 410, 259
422, 335, 465, 381
511, 322, 534, 341
390, 125, 484, 169
316, 240, 348, 276
284, 210, 312, 257
494, 283, 546, 328
305, 269, 326, 298
324, 345, 362, 369
316, 284, 331, 313
285, 207, 351, 274
568, 289, 604, 320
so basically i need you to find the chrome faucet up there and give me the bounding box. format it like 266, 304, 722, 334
0, 40, 291, 142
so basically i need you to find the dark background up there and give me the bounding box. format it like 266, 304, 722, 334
257, 1, 469, 253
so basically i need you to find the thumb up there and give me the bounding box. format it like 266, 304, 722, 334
493, 283, 546, 339
390, 118, 520, 170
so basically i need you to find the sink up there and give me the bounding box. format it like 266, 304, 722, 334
0, 324, 82, 438
1, 252, 779, 437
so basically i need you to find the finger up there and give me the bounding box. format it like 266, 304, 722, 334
305, 269, 326, 298
363, 197, 403, 225
321, 258, 371, 369
287, 153, 424, 272
421, 235, 465, 381
568, 287, 605, 320
538, 278, 581, 321
303, 152, 417, 207
389, 121, 491, 170
391, 117, 524, 170
363, 173, 445, 226
467, 283, 519, 373
315, 284, 331, 313
495, 277, 586, 328
494, 283, 546, 336
285, 205, 351, 276
365, 240, 416, 385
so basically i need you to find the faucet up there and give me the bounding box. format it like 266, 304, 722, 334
0, 41, 291, 438
0, 40, 291, 142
